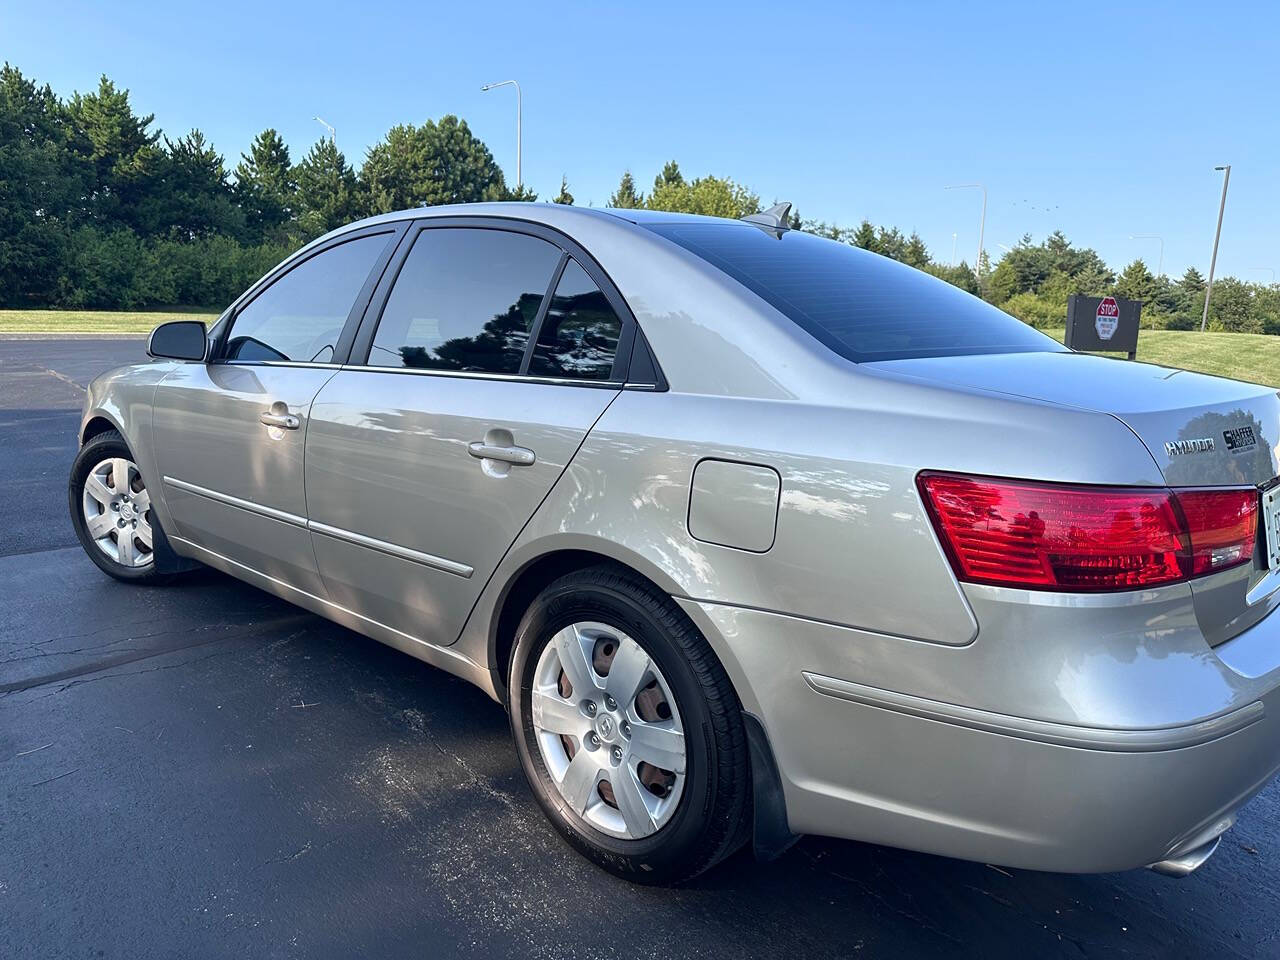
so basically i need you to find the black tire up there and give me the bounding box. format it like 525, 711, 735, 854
508, 564, 750, 884
68, 429, 176, 584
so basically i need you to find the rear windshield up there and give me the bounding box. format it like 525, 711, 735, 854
646, 222, 1064, 363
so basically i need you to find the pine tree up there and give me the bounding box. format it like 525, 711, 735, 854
851, 220, 877, 251
1115, 259, 1158, 303
65, 75, 162, 233
552, 175, 574, 205
294, 138, 360, 240
150, 129, 242, 239
609, 171, 644, 208
901, 232, 930, 269
653, 160, 683, 192
233, 129, 294, 242
361, 115, 507, 213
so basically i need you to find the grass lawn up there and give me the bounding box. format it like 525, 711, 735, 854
3, 310, 1279, 389
1041, 328, 1280, 388
0, 308, 218, 334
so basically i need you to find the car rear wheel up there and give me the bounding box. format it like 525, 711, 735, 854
509, 565, 750, 883
69, 429, 173, 583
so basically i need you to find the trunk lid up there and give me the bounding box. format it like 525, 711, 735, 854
868, 350, 1280, 643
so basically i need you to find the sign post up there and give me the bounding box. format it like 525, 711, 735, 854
1065, 294, 1141, 360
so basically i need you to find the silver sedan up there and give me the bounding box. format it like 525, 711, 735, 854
70, 202, 1280, 883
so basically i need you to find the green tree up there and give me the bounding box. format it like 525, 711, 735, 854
1205, 277, 1260, 333
1256, 284, 1280, 335
0, 63, 79, 304
361, 115, 508, 212
142, 129, 242, 239
653, 160, 684, 192
503, 183, 537, 202
64, 75, 163, 232
552, 175, 574, 205
1114, 258, 1159, 304
294, 137, 361, 240
924, 262, 980, 295
1179, 266, 1206, 296
233, 129, 295, 243
609, 170, 644, 208
987, 231, 1112, 305
850, 220, 877, 250
648, 172, 758, 219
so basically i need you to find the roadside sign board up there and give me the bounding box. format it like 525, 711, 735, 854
1095, 296, 1120, 340
1066, 294, 1141, 359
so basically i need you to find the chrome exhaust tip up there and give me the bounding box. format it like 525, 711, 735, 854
1149, 814, 1234, 878
1149, 837, 1221, 877
1148, 836, 1224, 878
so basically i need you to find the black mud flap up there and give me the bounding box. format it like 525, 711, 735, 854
744, 713, 800, 861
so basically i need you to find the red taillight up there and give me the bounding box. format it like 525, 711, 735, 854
917, 472, 1257, 592
1176, 488, 1260, 575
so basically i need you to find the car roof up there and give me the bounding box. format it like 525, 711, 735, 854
326, 202, 757, 238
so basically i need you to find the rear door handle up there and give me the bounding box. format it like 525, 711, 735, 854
260, 411, 300, 430
468, 441, 536, 466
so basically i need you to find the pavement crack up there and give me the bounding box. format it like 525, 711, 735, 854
0, 613, 314, 697
4, 644, 248, 705
416, 717, 522, 815
2, 615, 176, 657
42, 366, 88, 392
262, 838, 339, 867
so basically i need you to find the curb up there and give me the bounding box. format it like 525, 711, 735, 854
0, 333, 149, 340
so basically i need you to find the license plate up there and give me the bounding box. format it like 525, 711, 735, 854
1263, 486, 1280, 571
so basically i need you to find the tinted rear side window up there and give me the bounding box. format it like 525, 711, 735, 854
529, 259, 622, 381
370, 228, 561, 373
646, 223, 1064, 363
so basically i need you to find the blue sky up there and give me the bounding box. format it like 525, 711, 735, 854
4, 1, 1277, 280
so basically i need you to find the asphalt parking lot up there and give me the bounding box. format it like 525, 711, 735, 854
3, 337, 1279, 959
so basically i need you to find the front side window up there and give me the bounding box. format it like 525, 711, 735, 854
529, 259, 623, 381
369, 228, 561, 373
224, 233, 390, 363
646, 222, 1064, 363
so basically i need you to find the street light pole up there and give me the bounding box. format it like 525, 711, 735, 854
1201, 164, 1231, 332
945, 183, 987, 284
313, 116, 335, 145
950, 232, 958, 267
1129, 234, 1164, 277
480, 80, 521, 190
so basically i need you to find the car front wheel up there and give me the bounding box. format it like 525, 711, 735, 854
69, 429, 173, 583
509, 565, 751, 884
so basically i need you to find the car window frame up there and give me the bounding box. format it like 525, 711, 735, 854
210, 221, 411, 368
347, 216, 661, 390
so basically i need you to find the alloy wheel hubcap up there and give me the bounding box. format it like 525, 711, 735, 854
82, 457, 154, 568
531, 622, 686, 840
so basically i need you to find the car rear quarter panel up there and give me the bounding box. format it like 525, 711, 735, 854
456, 370, 1168, 678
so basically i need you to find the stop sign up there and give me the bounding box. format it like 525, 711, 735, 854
1095, 296, 1119, 341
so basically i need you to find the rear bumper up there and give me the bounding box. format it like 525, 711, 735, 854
679, 596, 1280, 874
790, 671, 1278, 873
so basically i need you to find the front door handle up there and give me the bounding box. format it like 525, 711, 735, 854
260, 411, 300, 430
468, 441, 535, 466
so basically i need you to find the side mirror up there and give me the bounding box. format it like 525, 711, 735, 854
147, 320, 208, 362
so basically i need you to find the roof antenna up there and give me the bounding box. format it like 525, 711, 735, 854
742, 202, 793, 235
